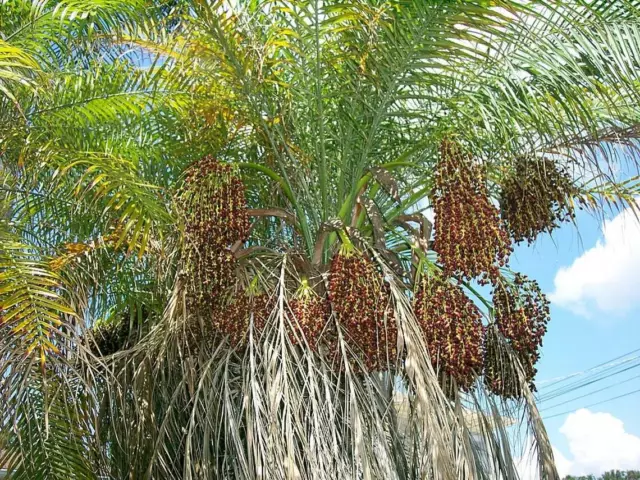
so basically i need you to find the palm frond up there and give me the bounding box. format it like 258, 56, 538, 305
0, 38, 38, 110
5, 1, 640, 478
0, 236, 74, 365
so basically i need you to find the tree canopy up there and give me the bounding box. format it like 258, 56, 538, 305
564, 470, 640, 480
2, 1, 640, 479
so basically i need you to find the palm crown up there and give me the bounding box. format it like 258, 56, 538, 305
2, 1, 640, 479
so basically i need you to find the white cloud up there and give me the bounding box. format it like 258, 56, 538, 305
550, 200, 640, 317
518, 409, 640, 478
558, 409, 640, 476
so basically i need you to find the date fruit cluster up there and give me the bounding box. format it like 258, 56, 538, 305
500, 157, 576, 244
177, 156, 250, 310
329, 248, 397, 372
432, 139, 511, 284
289, 286, 331, 351
209, 293, 272, 348
413, 271, 484, 395
485, 274, 550, 397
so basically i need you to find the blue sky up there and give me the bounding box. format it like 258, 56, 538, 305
512, 204, 640, 476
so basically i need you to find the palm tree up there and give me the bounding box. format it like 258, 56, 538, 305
0, 1, 181, 477
2, 1, 640, 479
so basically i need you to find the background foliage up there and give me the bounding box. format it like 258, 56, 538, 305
564, 471, 640, 480
3, 1, 640, 479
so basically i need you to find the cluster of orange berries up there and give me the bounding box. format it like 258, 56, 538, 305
208, 294, 273, 348
413, 272, 484, 395
177, 156, 249, 310
432, 140, 511, 284
485, 274, 550, 397
328, 248, 397, 372
289, 293, 331, 351
500, 157, 576, 244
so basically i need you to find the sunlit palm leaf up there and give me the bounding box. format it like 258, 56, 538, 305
0, 39, 38, 110
4, 0, 640, 479
0, 237, 74, 364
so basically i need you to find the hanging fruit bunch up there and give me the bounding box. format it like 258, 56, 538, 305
413, 270, 484, 396
289, 279, 330, 351
87, 305, 150, 356
89, 320, 130, 356
485, 274, 550, 398
176, 156, 250, 310
205, 292, 273, 348
432, 139, 511, 284
328, 243, 397, 373
500, 157, 576, 244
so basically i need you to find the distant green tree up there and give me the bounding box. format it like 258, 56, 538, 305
603, 471, 640, 480
564, 470, 640, 480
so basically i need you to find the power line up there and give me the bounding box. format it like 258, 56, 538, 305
537, 355, 640, 402
539, 352, 640, 397
537, 347, 640, 389
543, 387, 640, 420
537, 358, 640, 403
541, 371, 640, 412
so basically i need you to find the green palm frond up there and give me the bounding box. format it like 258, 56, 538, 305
0, 3, 180, 479
27, 61, 189, 133
0, 370, 96, 480
0, 215, 98, 479
52, 151, 172, 254
2, 0, 147, 64
0, 235, 75, 365
0, 39, 38, 110
151, 1, 640, 254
